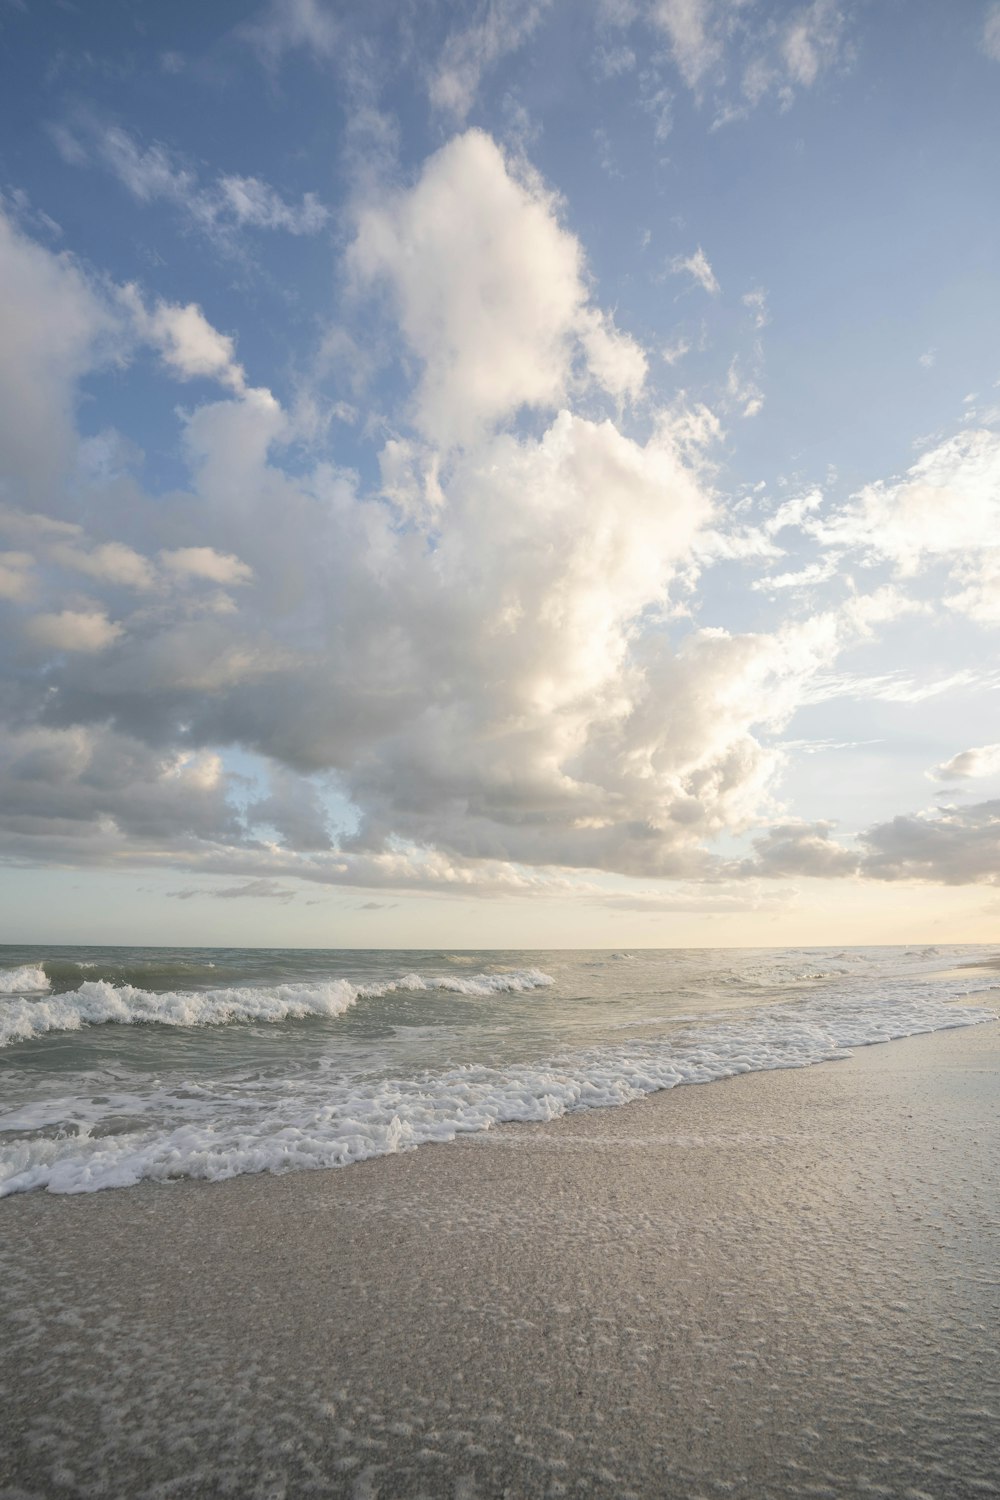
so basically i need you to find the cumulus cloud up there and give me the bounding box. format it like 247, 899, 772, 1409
349, 129, 646, 446
2, 135, 989, 903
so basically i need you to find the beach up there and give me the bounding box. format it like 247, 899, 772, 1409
2, 1017, 997, 1500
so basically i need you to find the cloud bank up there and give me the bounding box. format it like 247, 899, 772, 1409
1, 106, 998, 904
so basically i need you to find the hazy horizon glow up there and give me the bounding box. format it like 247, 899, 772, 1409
2, 0, 1000, 946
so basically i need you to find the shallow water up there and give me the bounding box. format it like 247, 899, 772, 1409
0, 943, 996, 1194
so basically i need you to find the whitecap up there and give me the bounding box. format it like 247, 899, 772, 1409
0, 964, 50, 996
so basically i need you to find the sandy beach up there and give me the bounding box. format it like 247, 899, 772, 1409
2, 1018, 998, 1500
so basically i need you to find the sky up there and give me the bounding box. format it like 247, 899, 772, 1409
2, 0, 1000, 948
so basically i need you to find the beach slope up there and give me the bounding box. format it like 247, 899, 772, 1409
2, 1021, 998, 1499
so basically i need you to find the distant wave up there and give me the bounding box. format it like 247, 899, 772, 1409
0, 965, 50, 996
41, 957, 220, 995
0, 968, 554, 1048
391, 968, 553, 997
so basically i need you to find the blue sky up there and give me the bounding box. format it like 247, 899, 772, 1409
2, 0, 1000, 946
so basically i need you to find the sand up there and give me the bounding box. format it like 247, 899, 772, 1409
1, 1019, 998, 1500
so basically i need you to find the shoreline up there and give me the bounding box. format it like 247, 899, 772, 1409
3, 1020, 999, 1497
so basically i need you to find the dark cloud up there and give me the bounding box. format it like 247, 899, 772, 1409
859, 801, 1000, 885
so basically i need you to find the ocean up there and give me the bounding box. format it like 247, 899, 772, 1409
0, 943, 996, 1196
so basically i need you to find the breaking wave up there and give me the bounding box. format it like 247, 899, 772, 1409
0, 968, 554, 1048
0, 965, 50, 996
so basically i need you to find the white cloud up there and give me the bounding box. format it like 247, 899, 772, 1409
242, 0, 339, 64
782, 0, 844, 88
810, 429, 1000, 619
743, 286, 768, 328
121, 287, 247, 393
669, 245, 720, 294
751, 559, 837, 593
0, 208, 116, 506
160, 547, 255, 587
725, 357, 764, 419
651, 0, 720, 90
931, 744, 1000, 781
55, 119, 329, 248
50, 540, 157, 591
644, 0, 847, 114
944, 547, 1000, 624
217, 175, 328, 234
661, 335, 692, 366
578, 310, 648, 403
430, 0, 551, 121
349, 129, 646, 446
84, 123, 194, 203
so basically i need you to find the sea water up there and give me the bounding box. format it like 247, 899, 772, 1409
0, 944, 996, 1195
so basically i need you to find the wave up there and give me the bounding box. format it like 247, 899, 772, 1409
1, 979, 993, 1195
719, 964, 848, 988
0, 967, 554, 1048
0, 965, 50, 995
392, 968, 553, 997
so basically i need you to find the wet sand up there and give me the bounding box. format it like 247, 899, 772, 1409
2, 1019, 998, 1500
